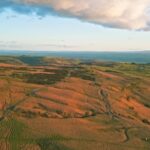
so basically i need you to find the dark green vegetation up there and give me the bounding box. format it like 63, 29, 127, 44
70, 67, 95, 81
37, 135, 73, 150
11, 69, 68, 85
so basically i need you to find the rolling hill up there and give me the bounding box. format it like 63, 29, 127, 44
0, 56, 150, 150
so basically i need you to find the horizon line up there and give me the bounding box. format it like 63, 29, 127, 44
0, 50, 150, 53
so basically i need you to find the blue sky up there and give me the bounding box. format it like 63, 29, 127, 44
0, 0, 150, 51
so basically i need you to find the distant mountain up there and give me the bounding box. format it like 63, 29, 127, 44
0, 50, 150, 63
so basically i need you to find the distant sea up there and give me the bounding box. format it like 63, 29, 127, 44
0, 50, 150, 64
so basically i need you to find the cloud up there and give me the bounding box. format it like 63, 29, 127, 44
0, 40, 79, 50
1, 0, 150, 30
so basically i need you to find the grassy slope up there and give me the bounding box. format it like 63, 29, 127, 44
0, 56, 150, 150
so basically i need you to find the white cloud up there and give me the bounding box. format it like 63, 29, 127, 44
3, 0, 150, 30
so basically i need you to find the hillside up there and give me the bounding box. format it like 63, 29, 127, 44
0, 56, 150, 150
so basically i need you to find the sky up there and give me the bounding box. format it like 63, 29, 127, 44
0, 0, 150, 51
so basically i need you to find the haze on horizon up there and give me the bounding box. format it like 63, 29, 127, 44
0, 0, 150, 51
